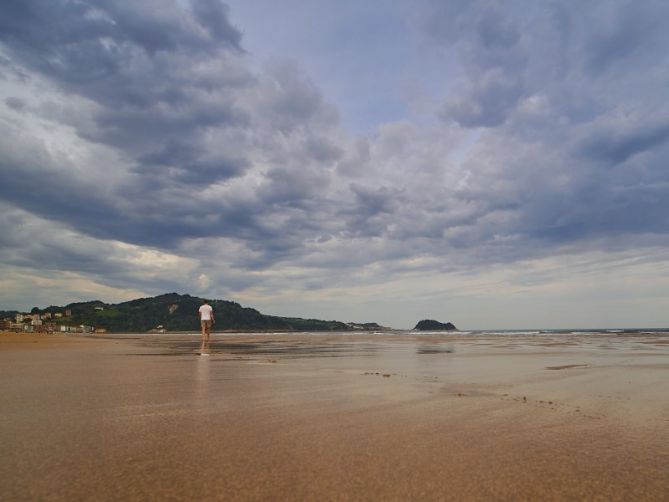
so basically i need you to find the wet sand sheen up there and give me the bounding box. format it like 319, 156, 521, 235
1, 331, 668, 501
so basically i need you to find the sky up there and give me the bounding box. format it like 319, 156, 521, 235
1, 0, 669, 329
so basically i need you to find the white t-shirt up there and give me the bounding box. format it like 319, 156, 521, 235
199, 304, 213, 321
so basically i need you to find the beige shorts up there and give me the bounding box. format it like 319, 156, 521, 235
201, 320, 212, 329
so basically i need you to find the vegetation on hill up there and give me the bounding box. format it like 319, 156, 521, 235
21, 293, 353, 333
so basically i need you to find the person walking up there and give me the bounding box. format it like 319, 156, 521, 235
198, 299, 214, 355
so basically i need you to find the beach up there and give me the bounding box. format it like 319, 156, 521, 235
1, 330, 668, 501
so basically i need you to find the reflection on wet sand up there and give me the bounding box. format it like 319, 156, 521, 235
195, 348, 210, 406
1, 331, 668, 500
199, 336, 211, 356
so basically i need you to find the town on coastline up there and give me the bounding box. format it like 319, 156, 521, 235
1, 308, 108, 334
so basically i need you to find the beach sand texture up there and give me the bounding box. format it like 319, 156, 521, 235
1, 331, 668, 501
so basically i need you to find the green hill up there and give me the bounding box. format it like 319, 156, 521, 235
27, 293, 352, 333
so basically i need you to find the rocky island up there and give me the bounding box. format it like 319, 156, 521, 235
414, 319, 457, 331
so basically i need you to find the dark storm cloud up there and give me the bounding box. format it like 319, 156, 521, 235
191, 0, 242, 47
257, 61, 340, 133
4, 96, 25, 111
0, 0, 351, 269
138, 141, 248, 184
443, 71, 525, 128
0, 203, 194, 294
422, 0, 669, 255
429, 1, 669, 130
0, 0, 328, 252
1, 1, 221, 94
2, 0, 669, 302
427, 0, 528, 128
0, 0, 250, 170
86, 99, 248, 150
337, 184, 400, 238
582, 1, 665, 76
578, 121, 669, 165
0, 121, 249, 249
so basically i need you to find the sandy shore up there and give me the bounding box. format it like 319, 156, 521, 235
1, 331, 668, 501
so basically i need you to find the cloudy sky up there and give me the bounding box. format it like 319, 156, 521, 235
1, 0, 669, 329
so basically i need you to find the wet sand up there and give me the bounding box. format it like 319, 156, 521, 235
1, 331, 668, 501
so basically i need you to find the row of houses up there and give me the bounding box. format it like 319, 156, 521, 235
1, 319, 106, 334
14, 310, 72, 324
1, 308, 107, 334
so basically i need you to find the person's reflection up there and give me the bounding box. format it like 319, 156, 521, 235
195, 344, 210, 407
200, 337, 211, 356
